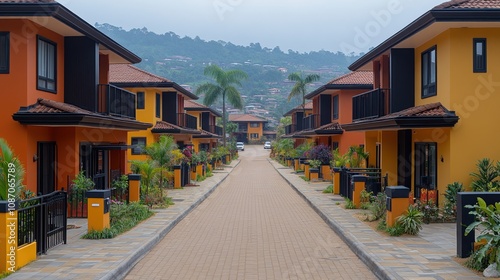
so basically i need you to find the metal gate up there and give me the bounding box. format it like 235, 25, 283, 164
18, 191, 67, 254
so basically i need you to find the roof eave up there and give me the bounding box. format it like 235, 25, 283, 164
12, 113, 152, 130
342, 116, 459, 131
111, 82, 198, 100
305, 84, 373, 99
350, 9, 500, 71
0, 3, 141, 64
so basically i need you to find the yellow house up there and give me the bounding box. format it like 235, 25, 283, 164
229, 114, 268, 143
343, 0, 500, 204
184, 100, 222, 152
109, 64, 200, 167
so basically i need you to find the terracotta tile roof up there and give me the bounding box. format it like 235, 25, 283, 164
151, 120, 201, 134
326, 71, 373, 86
184, 100, 205, 109
283, 102, 313, 116
380, 102, 454, 119
434, 0, 500, 9
109, 64, 171, 84
26, 98, 93, 114
298, 122, 343, 136
193, 129, 221, 138
315, 122, 343, 131
152, 120, 183, 131
228, 114, 267, 123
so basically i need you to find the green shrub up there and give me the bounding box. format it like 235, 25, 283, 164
443, 182, 463, 220
344, 197, 356, 209
82, 202, 153, 239
464, 197, 500, 272
397, 205, 424, 235
470, 158, 500, 192
369, 192, 387, 221
464, 250, 490, 272
386, 223, 405, 236
323, 184, 333, 193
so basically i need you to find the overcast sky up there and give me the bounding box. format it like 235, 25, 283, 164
59, 0, 446, 54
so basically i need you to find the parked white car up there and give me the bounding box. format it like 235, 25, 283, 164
236, 142, 245, 151
264, 141, 271, 149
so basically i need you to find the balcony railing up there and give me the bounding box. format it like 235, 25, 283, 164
98, 84, 136, 119
285, 124, 296, 135
352, 88, 390, 121
213, 125, 223, 136
302, 114, 319, 130
178, 113, 198, 130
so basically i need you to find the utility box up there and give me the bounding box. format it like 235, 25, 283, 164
385, 186, 410, 227
86, 189, 111, 232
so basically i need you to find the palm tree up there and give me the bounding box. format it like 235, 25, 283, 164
0, 138, 25, 200
145, 135, 177, 196
287, 72, 320, 115
196, 64, 248, 146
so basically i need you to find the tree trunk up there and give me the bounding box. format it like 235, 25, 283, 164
222, 92, 226, 146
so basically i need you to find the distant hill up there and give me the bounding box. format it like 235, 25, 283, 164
96, 23, 360, 127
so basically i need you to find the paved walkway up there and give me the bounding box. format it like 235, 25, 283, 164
5, 145, 491, 279
7, 161, 239, 280
125, 148, 376, 280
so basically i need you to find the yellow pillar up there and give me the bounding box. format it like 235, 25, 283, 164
294, 159, 299, 171
226, 154, 230, 164
304, 162, 310, 179
385, 186, 410, 227
196, 164, 203, 179
191, 165, 197, 181
128, 174, 141, 202
310, 169, 319, 181
321, 165, 332, 181
86, 190, 111, 232
332, 168, 341, 195
1, 201, 17, 273
174, 165, 181, 189
351, 175, 367, 208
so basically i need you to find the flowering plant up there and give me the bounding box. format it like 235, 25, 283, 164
306, 144, 332, 165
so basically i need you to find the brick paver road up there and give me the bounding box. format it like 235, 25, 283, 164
125, 146, 377, 280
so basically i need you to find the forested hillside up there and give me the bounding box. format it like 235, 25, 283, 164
96, 23, 360, 127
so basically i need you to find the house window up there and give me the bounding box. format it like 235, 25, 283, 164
250, 133, 259, 139
0, 32, 9, 74
131, 137, 147, 155
155, 93, 160, 118
37, 36, 57, 92
473, 38, 486, 73
137, 92, 145, 109
250, 122, 259, 128
332, 142, 339, 151
421, 46, 436, 98
332, 95, 339, 120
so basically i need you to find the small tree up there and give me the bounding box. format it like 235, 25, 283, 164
146, 135, 177, 196
0, 138, 25, 200
287, 72, 320, 115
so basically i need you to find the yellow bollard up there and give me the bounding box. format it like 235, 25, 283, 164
128, 174, 141, 202
86, 190, 111, 232
385, 186, 410, 227
304, 162, 310, 179
351, 175, 367, 208
174, 165, 181, 189
332, 168, 341, 195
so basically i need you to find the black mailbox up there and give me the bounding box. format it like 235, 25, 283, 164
104, 197, 110, 214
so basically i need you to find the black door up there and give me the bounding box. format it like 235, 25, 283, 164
414, 142, 437, 198
37, 142, 57, 195
80, 144, 109, 189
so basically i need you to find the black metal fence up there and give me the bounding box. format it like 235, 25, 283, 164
337, 168, 386, 200
18, 191, 67, 254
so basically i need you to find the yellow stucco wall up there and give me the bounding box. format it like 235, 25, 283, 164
414, 28, 500, 189
248, 123, 264, 141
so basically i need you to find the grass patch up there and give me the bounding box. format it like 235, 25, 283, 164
344, 197, 356, 209
323, 184, 333, 193
300, 176, 310, 182
82, 202, 154, 239
0, 272, 12, 279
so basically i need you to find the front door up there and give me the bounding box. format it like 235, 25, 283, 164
80, 144, 109, 189
37, 142, 57, 195
414, 142, 437, 198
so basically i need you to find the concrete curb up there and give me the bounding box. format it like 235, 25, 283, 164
101, 160, 241, 280
269, 159, 392, 280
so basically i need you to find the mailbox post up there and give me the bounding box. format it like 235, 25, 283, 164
128, 174, 141, 202
86, 190, 111, 232
351, 175, 367, 208
385, 186, 410, 227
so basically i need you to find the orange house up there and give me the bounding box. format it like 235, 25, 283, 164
283, 101, 313, 147
108, 64, 201, 165
229, 114, 268, 143
1, 1, 151, 193
304, 71, 373, 154
184, 100, 223, 152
